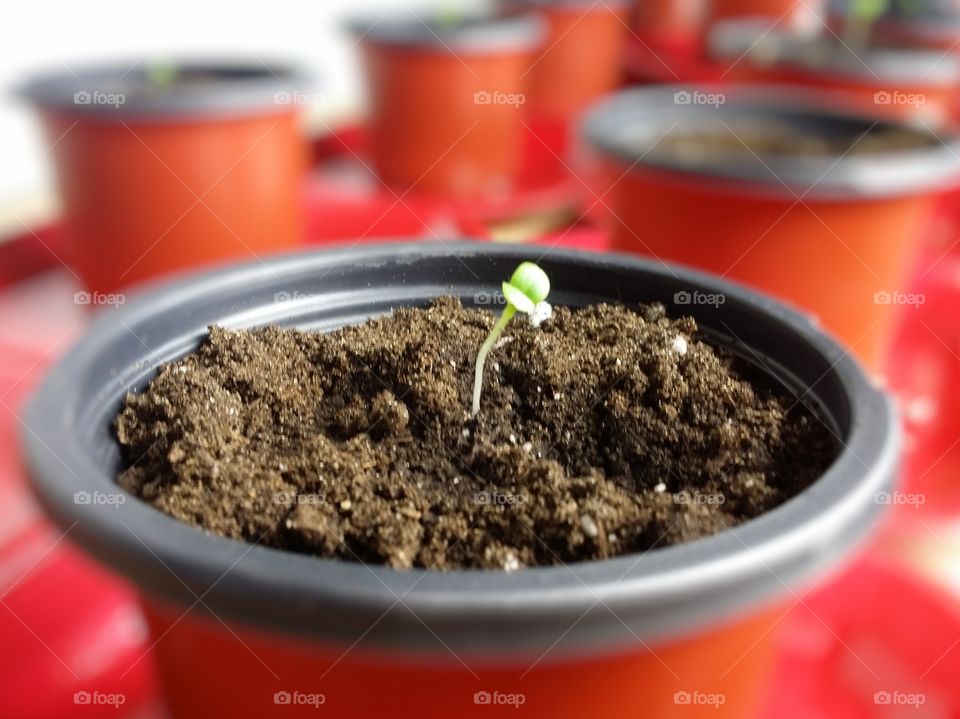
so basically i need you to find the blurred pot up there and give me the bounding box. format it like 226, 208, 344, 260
826, 0, 960, 51
19, 60, 309, 296
707, 0, 815, 25
504, 1, 629, 124
23, 244, 897, 718
632, 0, 707, 54
354, 14, 542, 200
709, 19, 960, 126
582, 86, 960, 368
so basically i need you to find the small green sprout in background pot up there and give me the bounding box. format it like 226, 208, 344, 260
472, 262, 551, 416
844, 0, 890, 47
146, 60, 178, 87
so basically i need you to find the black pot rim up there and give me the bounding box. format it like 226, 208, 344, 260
581, 84, 960, 201
504, 0, 630, 9
348, 13, 544, 54
16, 57, 311, 121
21, 243, 898, 657
708, 18, 960, 83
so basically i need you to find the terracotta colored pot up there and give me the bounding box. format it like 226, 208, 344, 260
356, 15, 542, 200
19, 61, 309, 296
632, 0, 707, 52
505, 0, 630, 121
582, 86, 960, 368
825, 0, 960, 51
709, 20, 960, 126
707, 0, 812, 25
23, 244, 897, 718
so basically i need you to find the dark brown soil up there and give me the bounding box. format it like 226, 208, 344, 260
116, 298, 837, 571
651, 120, 936, 164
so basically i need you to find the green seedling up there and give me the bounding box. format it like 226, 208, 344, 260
437, 2, 463, 29
472, 262, 551, 416
844, 0, 890, 48
146, 60, 178, 87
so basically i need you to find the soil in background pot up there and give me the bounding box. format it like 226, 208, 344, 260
647, 119, 938, 164
115, 298, 837, 570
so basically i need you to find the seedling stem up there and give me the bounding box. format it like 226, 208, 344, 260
472, 262, 550, 416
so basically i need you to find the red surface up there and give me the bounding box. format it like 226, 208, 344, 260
760, 556, 960, 718
887, 254, 960, 520
0, 295, 160, 718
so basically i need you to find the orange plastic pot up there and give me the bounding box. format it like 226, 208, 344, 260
825, 0, 960, 51
632, 0, 706, 48
20, 61, 309, 296
583, 87, 960, 369
140, 597, 785, 718
709, 20, 960, 127
707, 0, 810, 24
356, 15, 542, 200
504, 1, 630, 122
23, 245, 898, 719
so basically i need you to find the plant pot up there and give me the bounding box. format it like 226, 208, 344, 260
631, 0, 706, 53
354, 14, 542, 200
18, 60, 310, 296
709, 20, 960, 126
582, 86, 960, 368
502, 0, 630, 139
23, 244, 897, 718
825, 0, 960, 51
707, 0, 813, 25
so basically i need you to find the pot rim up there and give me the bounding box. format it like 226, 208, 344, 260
348, 13, 544, 54
15, 57, 310, 122
21, 243, 897, 656
503, 0, 630, 11
709, 17, 960, 84
581, 84, 960, 201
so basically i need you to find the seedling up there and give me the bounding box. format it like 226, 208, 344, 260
843, 0, 890, 48
146, 60, 178, 87
472, 262, 550, 416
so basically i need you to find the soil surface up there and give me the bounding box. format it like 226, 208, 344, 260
116, 298, 837, 571
651, 120, 936, 165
